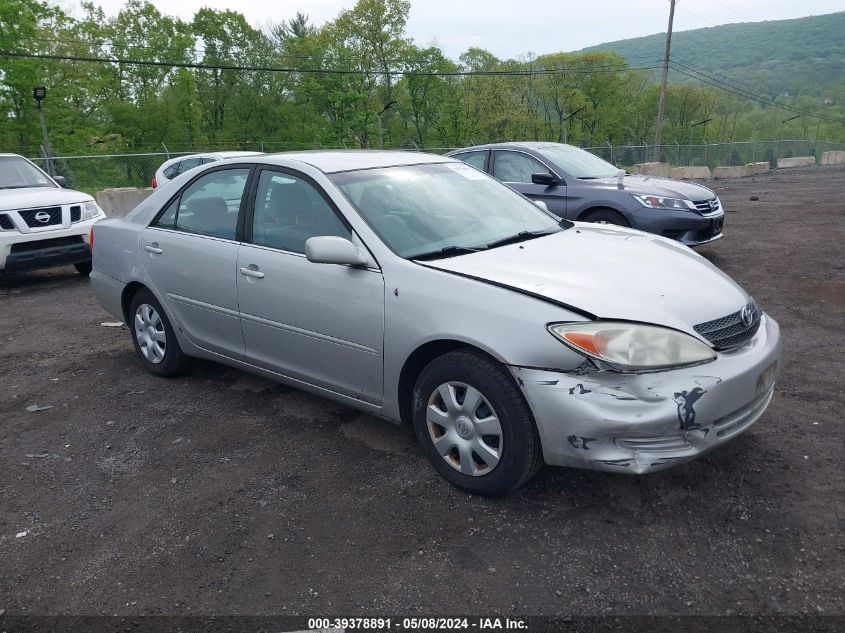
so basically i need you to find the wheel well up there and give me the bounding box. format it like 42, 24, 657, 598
398, 340, 502, 426
576, 206, 627, 222
120, 281, 146, 324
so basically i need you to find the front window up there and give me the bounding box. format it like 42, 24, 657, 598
0, 156, 56, 189
534, 144, 619, 179
252, 170, 350, 254
492, 151, 552, 184
330, 162, 564, 258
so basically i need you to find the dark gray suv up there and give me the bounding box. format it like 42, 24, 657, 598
447, 142, 724, 246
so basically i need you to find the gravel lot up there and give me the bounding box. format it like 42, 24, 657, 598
1, 166, 843, 619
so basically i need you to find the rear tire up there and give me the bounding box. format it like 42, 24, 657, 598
583, 208, 629, 227
74, 261, 92, 276
128, 288, 189, 376
412, 349, 543, 496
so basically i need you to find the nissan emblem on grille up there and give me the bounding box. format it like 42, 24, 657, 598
35, 211, 51, 223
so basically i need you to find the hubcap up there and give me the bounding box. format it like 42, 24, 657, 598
427, 381, 503, 477
134, 303, 166, 364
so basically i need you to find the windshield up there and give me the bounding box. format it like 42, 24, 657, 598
330, 162, 564, 258
535, 144, 619, 179
0, 156, 57, 189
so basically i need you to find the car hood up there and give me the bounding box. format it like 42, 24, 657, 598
0, 187, 93, 211
588, 175, 715, 200
420, 224, 747, 337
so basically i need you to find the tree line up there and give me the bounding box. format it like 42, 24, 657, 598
1, 0, 843, 158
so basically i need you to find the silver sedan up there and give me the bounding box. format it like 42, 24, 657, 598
91, 151, 780, 495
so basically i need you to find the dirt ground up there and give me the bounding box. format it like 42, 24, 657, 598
1, 166, 843, 621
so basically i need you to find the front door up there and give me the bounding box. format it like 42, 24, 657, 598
140, 166, 251, 359
236, 168, 385, 404
491, 150, 568, 218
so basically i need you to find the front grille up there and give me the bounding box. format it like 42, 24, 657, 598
694, 300, 762, 350
19, 206, 62, 228
0, 214, 14, 230
70, 205, 81, 222
692, 198, 720, 215
9, 236, 84, 253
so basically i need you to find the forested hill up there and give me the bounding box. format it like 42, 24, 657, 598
582, 11, 845, 97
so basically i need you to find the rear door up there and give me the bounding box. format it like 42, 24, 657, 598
491, 150, 568, 218
236, 167, 385, 403
140, 166, 252, 359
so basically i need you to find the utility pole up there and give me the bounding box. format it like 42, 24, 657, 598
654, 0, 676, 163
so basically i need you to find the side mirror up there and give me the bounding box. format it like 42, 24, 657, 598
531, 172, 558, 186
305, 236, 368, 266
53, 175, 66, 187
533, 199, 550, 212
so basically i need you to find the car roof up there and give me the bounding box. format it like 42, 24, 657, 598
215, 151, 264, 158
255, 150, 454, 174
449, 142, 569, 153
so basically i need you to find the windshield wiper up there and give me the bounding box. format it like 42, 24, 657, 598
410, 245, 486, 261
484, 229, 558, 249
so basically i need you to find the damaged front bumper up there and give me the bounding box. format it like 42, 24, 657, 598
511, 314, 781, 474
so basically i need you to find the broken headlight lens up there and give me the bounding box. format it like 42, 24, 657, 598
83, 201, 102, 221
548, 322, 716, 372
632, 194, 695, 210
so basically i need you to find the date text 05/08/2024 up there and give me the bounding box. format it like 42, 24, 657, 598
308, 617, 528, 630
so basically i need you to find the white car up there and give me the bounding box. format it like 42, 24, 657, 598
152, 151, 263, 189
0, 153, 105, 275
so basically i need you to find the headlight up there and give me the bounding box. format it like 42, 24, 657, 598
83, 201, 103, 220
632, 194, 695, 210
548, 322, 716, 372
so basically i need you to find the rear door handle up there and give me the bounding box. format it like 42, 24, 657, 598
144, 243, 163, 254
239, 266, 265, 279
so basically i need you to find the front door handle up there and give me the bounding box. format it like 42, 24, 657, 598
144, 243, 163, 254
239, 266, 265, 279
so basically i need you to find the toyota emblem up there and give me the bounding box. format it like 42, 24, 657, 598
741, 304, 754, 327
34, 211, 51, 223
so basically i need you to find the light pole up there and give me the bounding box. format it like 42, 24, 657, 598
33, 87, 55, 176
688, 118, 712, 166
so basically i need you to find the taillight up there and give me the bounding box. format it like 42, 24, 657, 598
89, 226, 95, 249
152, 178, 157, 189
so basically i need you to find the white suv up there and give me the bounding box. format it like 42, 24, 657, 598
152, 151, 263, 189
0, 153, 105, 276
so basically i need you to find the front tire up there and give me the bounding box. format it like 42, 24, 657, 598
128, 288, 189, 376
412, 349, 543, 495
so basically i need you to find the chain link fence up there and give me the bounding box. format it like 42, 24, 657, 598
583, 140, 845, 169
28, 139, 845, 194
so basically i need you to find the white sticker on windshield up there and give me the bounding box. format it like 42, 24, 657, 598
445, 162, 488, 180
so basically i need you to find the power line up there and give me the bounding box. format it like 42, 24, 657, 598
669, 62, 844, 123
0, 49, 663, 77
0, 33, 663, 69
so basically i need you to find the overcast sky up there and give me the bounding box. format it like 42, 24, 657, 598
65, 0, 844, 60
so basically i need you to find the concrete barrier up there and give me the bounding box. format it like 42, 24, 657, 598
632, 162, 670, 178
95, 187, 154, 218
821, 151, 845, 165
746, 162, 771, 176
713, 165, 750, 179
777, 156, 815, 169
668, 166, 711, 180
